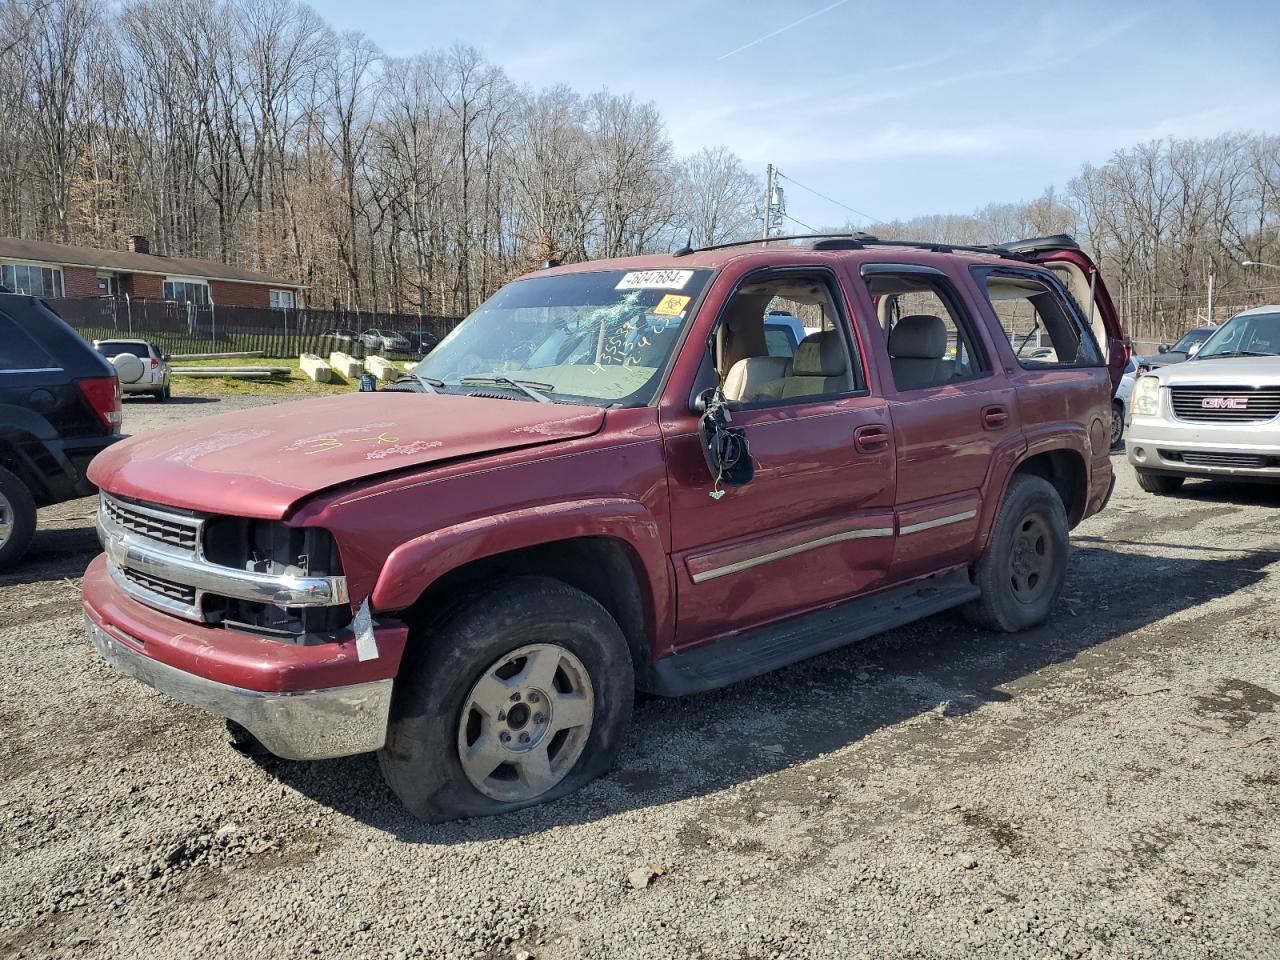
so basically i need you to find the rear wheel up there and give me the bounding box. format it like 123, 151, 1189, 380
0, 466, 37, 571
379, 576, 634, 822
1135, 470, 1184, 495
963, 474, 1069, 632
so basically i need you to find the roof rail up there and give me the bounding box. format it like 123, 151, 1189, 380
671, 231, 1071, 261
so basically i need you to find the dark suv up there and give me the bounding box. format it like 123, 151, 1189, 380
0, 294, 122, 568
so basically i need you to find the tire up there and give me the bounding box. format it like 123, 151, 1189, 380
963, 474, 1069, 633
111, 353, 145, 385
0, 466, 37, 572
1136, 470, 1184, 495
153, 386, 168, 402
379, 576, 634, 823
1109, 400, 1124, 450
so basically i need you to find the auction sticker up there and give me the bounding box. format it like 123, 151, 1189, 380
652, 293, 691, 317
616, 269, 694, 290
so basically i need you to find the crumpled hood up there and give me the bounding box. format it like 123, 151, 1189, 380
87, 393, 605, 518
1154, 355, 1280, 386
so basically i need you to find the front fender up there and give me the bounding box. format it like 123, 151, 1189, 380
368, 497, 672, 643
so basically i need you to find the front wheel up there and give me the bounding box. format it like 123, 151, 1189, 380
379, 576, 634, 822
963, 474, 1069, 633
1110, 401, 1125, 450
1135, 470, 1184, 495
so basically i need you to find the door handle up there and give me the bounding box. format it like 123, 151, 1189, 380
982, 406, 1009, 430
854, 424, 891, 453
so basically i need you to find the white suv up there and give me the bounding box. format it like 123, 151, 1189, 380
1126, 305, 1280, 494
94, 339, 171, 402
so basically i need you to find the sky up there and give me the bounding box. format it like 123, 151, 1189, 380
307, 0, 1280, 231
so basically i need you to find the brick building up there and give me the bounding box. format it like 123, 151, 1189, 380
0, 236, 304, 309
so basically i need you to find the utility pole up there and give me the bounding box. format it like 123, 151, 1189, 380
761, 164, 774, 242
1207, 271, 1214, 325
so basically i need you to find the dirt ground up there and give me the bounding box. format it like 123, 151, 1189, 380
1, 394, 1277, 959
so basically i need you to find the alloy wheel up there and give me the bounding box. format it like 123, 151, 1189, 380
456, 643, 595, 803
0, 490, 12, 547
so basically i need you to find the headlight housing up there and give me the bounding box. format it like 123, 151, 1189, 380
1131, 375, 1162, 417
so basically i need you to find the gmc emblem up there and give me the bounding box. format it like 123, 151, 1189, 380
1201, 396, 1248, 409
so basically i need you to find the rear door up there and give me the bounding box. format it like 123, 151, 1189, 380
853, 263, 1016, 581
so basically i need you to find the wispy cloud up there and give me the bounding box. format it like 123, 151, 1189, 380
718, 0, 854, 60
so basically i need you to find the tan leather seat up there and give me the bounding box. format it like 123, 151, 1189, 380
889, 314, 954, 391
723, 355, 791, 401
757, 330, 852, 400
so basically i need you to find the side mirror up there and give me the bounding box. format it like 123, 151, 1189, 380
691, 387, 717, 415
1158, 343, 1170, 353
697, 393, 753, 489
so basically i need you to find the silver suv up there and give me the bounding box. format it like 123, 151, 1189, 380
1127, 305, 1280, 493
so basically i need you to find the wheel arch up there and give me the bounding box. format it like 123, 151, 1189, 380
398, 536, 654, 674
369, 499, 672, 671
1009, 448, 1089, 526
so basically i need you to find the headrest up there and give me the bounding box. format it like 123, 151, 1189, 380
792, 330, 846, 377
889, 314, 948, 360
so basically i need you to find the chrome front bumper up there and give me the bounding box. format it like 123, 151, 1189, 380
1127, 415, 1280, 479
86, 616, 391, 760
97, 493, 348, 621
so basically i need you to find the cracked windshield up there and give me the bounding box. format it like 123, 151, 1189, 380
411, 268, 712, 405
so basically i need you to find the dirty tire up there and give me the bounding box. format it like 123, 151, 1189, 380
0, 466, 37, 571
963, 474, 1069, 633
1109, 400, 1124, 450
379, 576, 634, 823
1135, 469, 1184, 495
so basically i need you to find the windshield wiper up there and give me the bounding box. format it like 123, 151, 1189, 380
1199, 350, 1274, 359
392, 373, 445, 393
458, 376, 555, 403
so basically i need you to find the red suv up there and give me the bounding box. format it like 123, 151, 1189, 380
83, 234, 1125, 821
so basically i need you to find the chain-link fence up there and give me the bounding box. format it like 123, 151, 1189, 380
49, 296, 460, 359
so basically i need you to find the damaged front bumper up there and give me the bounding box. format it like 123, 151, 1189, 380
82, 554, 406, 760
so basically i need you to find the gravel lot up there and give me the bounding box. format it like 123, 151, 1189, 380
2, 394, 1277, 959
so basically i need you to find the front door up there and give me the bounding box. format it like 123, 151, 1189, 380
661, 268, 897, 650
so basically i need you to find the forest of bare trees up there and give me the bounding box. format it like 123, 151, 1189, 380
2, 0, 1278, 341
0, 0, 763, 317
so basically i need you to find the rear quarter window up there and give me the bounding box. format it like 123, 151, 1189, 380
0, 310, 57, 370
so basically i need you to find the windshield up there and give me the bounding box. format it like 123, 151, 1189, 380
412, 268, 713, 406
1195, 312, 1280, 360
1170, 329, 1212, 353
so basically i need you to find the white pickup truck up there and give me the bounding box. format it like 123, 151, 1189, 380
1127, 304, 1280, 493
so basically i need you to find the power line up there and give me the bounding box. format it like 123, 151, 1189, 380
775, 170, 882, 225
783, 212, 819, 232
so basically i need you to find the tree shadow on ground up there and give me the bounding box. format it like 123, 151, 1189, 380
266, 540, 1280, 843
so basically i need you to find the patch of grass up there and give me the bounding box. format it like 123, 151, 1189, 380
170, 357, 358, 397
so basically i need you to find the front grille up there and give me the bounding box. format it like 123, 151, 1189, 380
1165, 450, 1272, 469
104, 496, 199, 551
121, 566, 197, 606
1169, 386, 1280, 423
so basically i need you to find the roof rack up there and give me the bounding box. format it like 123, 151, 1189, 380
671, 232, 1078, 261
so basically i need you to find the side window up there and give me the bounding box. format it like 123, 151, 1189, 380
764, 326, 795, 358
0, 312, 57, 370
717, 273, 863, 404
863, 270, 987, 392
976, 270, 1103, 368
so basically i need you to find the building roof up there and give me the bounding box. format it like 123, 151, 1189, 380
0, 236, 303, 288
